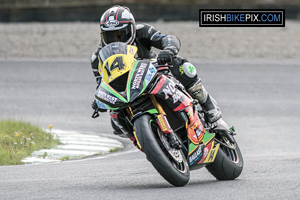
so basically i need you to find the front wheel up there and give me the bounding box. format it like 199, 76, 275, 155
206, 137, 243, 180
134, 114, 190, 187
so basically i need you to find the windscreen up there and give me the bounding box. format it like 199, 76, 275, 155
99, 42, 128, 64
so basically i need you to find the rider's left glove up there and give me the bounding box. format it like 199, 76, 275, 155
157, 49, 174, 65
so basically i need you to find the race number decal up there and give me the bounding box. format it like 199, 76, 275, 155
110, 56, 125, 71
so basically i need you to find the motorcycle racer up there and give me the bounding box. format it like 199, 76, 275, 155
91, 5, 226, 136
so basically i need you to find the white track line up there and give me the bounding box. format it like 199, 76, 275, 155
22, 129, 124, 164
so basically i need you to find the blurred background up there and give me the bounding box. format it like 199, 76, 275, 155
1, 0, 300, 22
0, 1, 299, 61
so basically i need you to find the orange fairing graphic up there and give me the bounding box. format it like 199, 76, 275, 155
186, 106, 205, 145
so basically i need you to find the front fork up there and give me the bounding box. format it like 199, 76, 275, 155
150, 95, 182, 149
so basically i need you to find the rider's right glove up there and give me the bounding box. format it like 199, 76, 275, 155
157, 49, 174, 65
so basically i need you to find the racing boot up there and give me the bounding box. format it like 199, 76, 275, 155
187, 79, 222, 123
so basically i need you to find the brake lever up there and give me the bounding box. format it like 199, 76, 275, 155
91, 109, 100, 118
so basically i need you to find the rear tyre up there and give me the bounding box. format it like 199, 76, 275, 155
206, 138, 243, 180
134, 114, 190, 187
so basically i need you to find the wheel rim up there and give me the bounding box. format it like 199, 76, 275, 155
221, 137, 239, 164
150, 121, 188, 173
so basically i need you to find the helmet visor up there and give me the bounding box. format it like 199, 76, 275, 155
101, 25, 132, 44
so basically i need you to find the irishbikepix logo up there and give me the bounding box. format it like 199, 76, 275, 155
199, 9, 285, 27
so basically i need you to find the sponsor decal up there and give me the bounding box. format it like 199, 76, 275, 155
189, 146, 202, 164
149, 66, 156, 73
187, 127, 200, 145
179, 65, 184, 75
192, 89, 202, 96
97, 90, 117, 104
188, 65, 195, 74
208, 148, 216, 162
162, 81, 183, 104
195, 123, 204, 138
145, 73, 153, 82
105, 20, 119, 27
148, 26, 154, 34
157, 115, 167, 132
197, 146, 210, 164
131, 63, 147, 89
130, 47, 134, 55
199, 9, 285, 27
144, 65, 156, 84
204, 147, 209, 158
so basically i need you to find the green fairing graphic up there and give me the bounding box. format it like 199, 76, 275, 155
126, 61, 139, 102
202, 131, 215, 144
189, 143, 198, 154
142, 81, 147, 93
188, 131, 215, 154
106, 104, 119, 110
101, 82, 128, 103
147, 108, 159, 114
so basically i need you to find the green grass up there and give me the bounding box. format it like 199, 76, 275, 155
59, 156, 71, 161
109, 147, 120, 153
0, 120, 60, 165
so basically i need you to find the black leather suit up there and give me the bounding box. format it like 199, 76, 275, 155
90, 23, 198, 88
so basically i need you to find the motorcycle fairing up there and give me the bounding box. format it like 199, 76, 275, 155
200, 132, 220, 164
188, 139, 220, 167
202, 141, 220, 164
149, 74, 220, 167
188, 129, 220, 167
95, 60, 157, 109
99, 44, 137, 83
184, 106, 205, 145
96, 99, 112, 110
127, 60, 157, 102
95, 81, 126, 109
150, 75, 189, 111
188, 144, 205, 166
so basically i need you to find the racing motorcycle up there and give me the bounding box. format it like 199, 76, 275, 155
93, 42, 243, 187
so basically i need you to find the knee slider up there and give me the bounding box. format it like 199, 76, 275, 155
181, 62, 197, 78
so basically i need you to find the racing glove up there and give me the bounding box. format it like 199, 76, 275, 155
157, 49, 174, 65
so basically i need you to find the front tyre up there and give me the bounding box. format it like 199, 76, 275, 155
134, 114, 190, 187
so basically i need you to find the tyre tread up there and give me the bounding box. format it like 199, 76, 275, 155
134, 114, 190, 186
206, 144, 243, 180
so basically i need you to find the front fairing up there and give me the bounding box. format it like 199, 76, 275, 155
95, 43, 157, 109
126, 60, 157, 101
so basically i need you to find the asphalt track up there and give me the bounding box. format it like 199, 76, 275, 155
0, 59, 300, 200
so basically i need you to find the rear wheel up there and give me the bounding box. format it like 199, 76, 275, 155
206, 136, 243, 180
134, 114, 190, 187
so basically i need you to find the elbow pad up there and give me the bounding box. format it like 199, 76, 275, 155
161, 35, 181, 55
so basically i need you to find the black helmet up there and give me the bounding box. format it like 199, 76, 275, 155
100, 6, 136, 45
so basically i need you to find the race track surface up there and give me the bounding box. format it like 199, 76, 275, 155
0, 59, 299, 200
